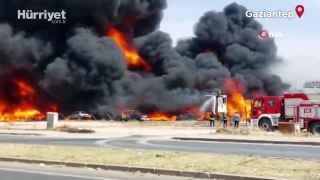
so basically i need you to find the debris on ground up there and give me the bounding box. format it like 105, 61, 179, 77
215, 127, 252, 135
156, 154, 165, 158
216, 128, 233, 134
53, 125, 95, 133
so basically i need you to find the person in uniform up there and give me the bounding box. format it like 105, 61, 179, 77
222, 112, 228, 128
209, 110, 215, 127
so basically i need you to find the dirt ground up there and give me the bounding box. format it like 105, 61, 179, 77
0, 120, 319, 141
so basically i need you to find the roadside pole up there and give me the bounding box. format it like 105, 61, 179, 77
245, 106, 247, 126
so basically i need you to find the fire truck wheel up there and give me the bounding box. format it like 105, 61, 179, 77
310, 122, 320, 134
258, 118, 272, 131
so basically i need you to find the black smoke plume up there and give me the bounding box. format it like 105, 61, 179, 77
0, 1, 288, 118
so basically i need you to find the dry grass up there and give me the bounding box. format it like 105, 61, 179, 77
215, 127, 262, 135
0, 144, 319, 179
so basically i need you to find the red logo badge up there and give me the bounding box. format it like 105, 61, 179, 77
259, 30, 269, 39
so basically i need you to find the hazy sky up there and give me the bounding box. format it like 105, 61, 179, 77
160, 0, 320, 91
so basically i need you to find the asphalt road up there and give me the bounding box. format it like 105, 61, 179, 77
0, 134, 319, 160
0, 161, 192, 180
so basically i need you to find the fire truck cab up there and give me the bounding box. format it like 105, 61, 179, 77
251, 96, 283, 131
251, 92, 320, 134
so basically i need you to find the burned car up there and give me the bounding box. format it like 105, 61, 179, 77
65, 111, 95, 120
116, 110, 148, 121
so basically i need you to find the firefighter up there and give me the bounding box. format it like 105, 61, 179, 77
222, 112, 228, 128
233, 112, 241, 129
209, 110, 215, 127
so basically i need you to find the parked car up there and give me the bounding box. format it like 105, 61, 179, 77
65, 111, 95, 120
117, 110, 148, 121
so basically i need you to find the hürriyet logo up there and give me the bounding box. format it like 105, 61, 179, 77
17, 10, 66, 24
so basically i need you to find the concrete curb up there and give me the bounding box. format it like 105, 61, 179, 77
172, 137, 320, 146
0, 156, 281, 180
0, 132, 43, 136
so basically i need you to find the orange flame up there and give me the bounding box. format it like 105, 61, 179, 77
197, 112, 210, 121
224, 79, 251, 121
148, 112, 177, 121
182, 107, 208, 121
107, 28, 151, 72
0, 78, 57, 122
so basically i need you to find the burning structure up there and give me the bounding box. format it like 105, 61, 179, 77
0, 1, 288, 121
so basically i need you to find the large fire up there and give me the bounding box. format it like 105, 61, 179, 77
148, 112, 177, 121
107, 28, 253, 122
148, 107, 203, 121
107, 28, 151, 72
224, 79, 252, 121
0, 73, 57, 122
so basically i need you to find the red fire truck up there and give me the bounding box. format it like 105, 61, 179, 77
251, 92, 320, 134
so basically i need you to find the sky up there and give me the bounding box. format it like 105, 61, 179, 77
160, 0, 320, 92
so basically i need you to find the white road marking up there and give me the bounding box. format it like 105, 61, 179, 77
95, 137, 320, 150
95, 137, 320, 162
95, 139, 119, 148
177, 139, 320, 148
0, 167, 120, 180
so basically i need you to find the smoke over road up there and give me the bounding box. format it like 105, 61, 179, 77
0, 1, 289, 119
